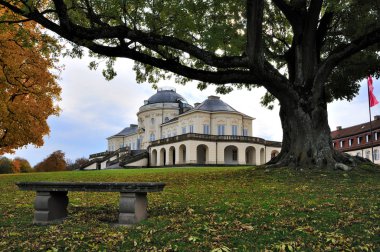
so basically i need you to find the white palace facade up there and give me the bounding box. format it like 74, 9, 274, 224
82, 87, 281, 170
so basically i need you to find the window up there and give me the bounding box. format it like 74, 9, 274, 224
151, 118, 155, 125
375, 149, 380, 160
203, 124, 210, 134
366, 135, 370, 143
357, 137, 362, 144
243, 128, 248, 136
349, 139, 353, 147
182, 127, 186, 134
232, 150, 238, 161
232, 125, 238, 136
333, 142, 335, 148
164, 117, 169, 122
339, 140, 344, 148
365, 151, 371, 159
189, 125, 194, 133
132, 143, 135, 150
149, 133, 155, 141
217, 124, 225, 135
376, 132, 379, 141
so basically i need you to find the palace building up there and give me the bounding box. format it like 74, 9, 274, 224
331, 116, 380, 164
82, 87, 281, 170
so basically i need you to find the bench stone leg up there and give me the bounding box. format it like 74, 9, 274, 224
33, 191, 69, 225
118, 192, 148, 225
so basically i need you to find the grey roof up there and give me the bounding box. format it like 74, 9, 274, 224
147, 88, 190, 105
194, 96, 238, 112
110, 124, 138, 138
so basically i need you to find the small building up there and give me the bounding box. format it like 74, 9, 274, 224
331, 116, 380, 163
83, 87, 281, 169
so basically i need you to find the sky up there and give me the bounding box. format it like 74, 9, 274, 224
4, 53, 380, 166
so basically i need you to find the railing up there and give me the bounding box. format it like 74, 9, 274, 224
149, 133, 281, 147
89, 151, 110, 159
89, 147, 129, 159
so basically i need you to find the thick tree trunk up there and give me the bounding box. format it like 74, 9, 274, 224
268, 92, 362, 169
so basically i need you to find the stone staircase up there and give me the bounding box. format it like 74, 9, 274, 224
81, 147, 148, 170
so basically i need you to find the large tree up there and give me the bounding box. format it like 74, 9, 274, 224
2, 0, 379, 168
0, 7, 61, 155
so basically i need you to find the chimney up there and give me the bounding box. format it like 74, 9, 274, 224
374, 115, 380, 120
194, 102, 201, 107
336, 126, 342, 130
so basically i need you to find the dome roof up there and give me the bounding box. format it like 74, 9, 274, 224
147, 87, 189, 105
194, 96, 238, 112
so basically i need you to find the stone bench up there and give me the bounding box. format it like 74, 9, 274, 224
16, 182, 165, 226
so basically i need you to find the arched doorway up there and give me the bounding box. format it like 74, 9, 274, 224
169, 146, 176, 165
271, 150, 279, 159
197, 144, 209, 164
224, 145, 238, 165
179, 144, 186, 164
260, 148, 265, 165
151, 149, 157, 166
159, 148, 166, 166
245, 146, 256, 165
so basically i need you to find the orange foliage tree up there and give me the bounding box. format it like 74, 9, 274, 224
0, 8, 61, 154
12, 157, 33, 173
34, 150, 67, 172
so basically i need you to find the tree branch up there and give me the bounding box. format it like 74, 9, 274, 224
246, 0, 264, 70
316, 11, 334, 59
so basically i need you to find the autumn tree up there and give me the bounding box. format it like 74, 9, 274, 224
34, 150, 67, 172
0, 156, 13, 174
0, 7, 61, 155
2, 0, 380, 169
13, 157, 33, 173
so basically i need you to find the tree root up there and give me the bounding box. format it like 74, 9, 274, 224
265, 150, 373, 171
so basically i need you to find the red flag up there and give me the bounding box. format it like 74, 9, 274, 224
368, 75, 379, 107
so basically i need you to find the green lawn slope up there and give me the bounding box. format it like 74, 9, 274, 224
0, 166, 379, 251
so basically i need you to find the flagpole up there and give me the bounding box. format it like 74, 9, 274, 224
367, 79, 375, 162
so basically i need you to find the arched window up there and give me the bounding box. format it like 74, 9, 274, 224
150, 133, 155, 141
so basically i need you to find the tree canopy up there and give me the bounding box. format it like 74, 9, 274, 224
0, 7, 61, 155
34, 150, 67, 172
1, 0, 379, 168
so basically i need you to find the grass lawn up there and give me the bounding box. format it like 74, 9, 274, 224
0, 166, 379, 251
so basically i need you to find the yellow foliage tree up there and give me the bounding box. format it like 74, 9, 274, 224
0, 9, 61, 154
